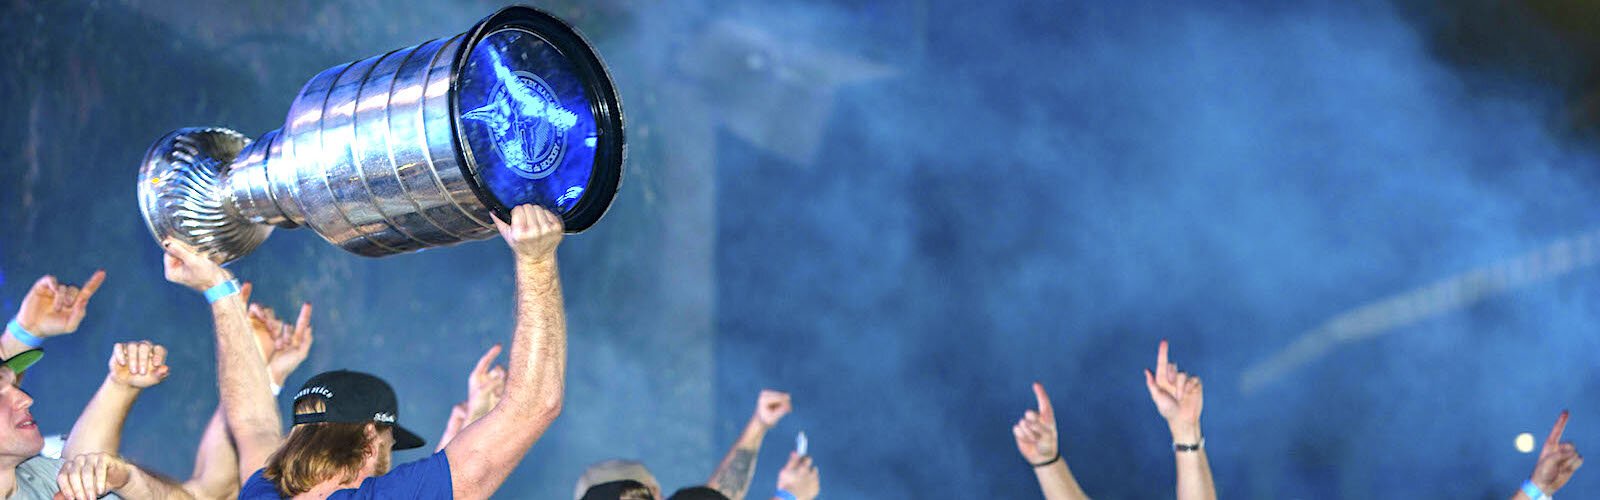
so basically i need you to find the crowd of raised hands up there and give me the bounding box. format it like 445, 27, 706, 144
1010, 340, 1583, 499
0, 202, 1583, 499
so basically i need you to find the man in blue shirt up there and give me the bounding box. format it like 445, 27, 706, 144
163, 203, 570, 500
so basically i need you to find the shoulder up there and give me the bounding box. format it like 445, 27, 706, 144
17, 455, 61, 474
239, 469, 284, 499
347, 452, 453, 499
13, 456, 63, 497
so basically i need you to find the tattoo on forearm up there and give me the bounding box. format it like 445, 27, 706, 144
710, 448, 758, 500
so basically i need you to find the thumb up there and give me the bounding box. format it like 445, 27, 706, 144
492, 212, 511, 233
1144, 369, 1171, 404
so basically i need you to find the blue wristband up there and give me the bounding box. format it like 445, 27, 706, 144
1523, 480, 1551, 500
204, 280, 242, 304
5, 319, 44, 348
774, 491, 798, 500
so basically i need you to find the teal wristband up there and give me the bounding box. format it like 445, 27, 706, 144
1522, 480, 1551, 500
5, 319, 44, 348
774, 491, 798, 500
204, 280, 242, 304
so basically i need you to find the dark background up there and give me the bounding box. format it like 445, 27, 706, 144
7, 0, 1600, 498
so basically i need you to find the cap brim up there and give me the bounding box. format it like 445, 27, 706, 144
4, 349, 43, 374
392, 424, 425, 450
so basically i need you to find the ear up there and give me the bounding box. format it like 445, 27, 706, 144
363, 423, 381, 453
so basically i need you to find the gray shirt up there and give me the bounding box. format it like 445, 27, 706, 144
9, 456, 124, 500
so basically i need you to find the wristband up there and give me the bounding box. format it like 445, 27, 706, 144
1030, 452, 1061, 468
1173, 437, 1205, 453
204, 280, 241, 304
5, 319, 45, 348
774, 490, 798, 500
1522, 480, 1551, 500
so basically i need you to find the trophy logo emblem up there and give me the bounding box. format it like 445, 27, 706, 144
463, 70, 575, 180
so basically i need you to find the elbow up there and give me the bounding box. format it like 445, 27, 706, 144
536, 390, 564, 422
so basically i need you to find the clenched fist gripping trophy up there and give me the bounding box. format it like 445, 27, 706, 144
138, 5, 624, 263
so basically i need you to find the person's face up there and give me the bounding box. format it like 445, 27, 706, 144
0, 370, 41, 460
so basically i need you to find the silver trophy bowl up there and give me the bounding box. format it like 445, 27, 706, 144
138, 5, 625, 263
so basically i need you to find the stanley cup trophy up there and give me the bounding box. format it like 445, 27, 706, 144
137, 5, 625, 263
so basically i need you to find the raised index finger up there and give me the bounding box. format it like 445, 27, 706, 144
1156, 340, 1171, 378
473, 344, 503, 375
76, 270, 106, 305
294, 303, 313, 335
1546, 410, 1571, 450
1032, 382, 1054, 420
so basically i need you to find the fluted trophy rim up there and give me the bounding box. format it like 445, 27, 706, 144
136, 127, 271, 265
449, 4, 626, 233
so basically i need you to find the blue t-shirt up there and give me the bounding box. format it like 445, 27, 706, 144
240, 451, 453, 499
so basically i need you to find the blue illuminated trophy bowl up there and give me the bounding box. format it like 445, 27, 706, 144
136, 6, 624, 263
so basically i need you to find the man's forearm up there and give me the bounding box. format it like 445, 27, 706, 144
63, 377, 141, 458
1033, 461, 1090, 500
118, 465, 198, 500
708, 418, 769, 500
502, 256, 567, 415
1171, 425, 1216, 500
0, 332, 33, 360
210, 294, 281, 475
184, 407, 239, 500
445, 255, 567, 499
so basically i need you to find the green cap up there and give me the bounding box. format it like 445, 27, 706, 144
3, 349, 43, 374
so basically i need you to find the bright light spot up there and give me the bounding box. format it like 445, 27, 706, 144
1516, 433, 1535, 454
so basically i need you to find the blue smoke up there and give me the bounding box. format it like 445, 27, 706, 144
3, 1, 1599, 499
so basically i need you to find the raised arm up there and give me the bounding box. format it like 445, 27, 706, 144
62, 341, 171, 458
1013, 383, 1090, 500
3, 271, 105, 359
1144, 340, 1215, 500
1511, 411, 1582, 500
162, 239, 285, 480
185, 299, 311, 500
182, 407, 238, 500
436, 345, 506, 452
708, 390, 792, 500
55, 452, 196, 500
446, 204, 568, 499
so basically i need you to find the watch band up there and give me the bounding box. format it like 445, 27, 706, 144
1173, 437, 1205, 453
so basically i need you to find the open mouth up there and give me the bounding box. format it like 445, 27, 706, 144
16, 416, 34, 430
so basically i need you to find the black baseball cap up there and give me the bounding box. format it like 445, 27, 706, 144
2, 349, 43, 375
582, 480, 654, 500
291, 370, 425, 450
667, 487, 729, 500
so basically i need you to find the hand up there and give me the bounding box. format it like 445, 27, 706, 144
435, 402, 472, 453
754, 389, 793, 429
1144, 340, 1203, 441
1012, 382, 1058, 464
14, 271, 105, 337
491, 204, 564, 262
54, 452, 133, 500
465, 344, 506, 421
162, 238, 232, 292
776, 451, 820, 500
1530, 410, 1583, 495
108, 341, 170, 389
252, 302, 314, 384
449, 402, 470, 430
